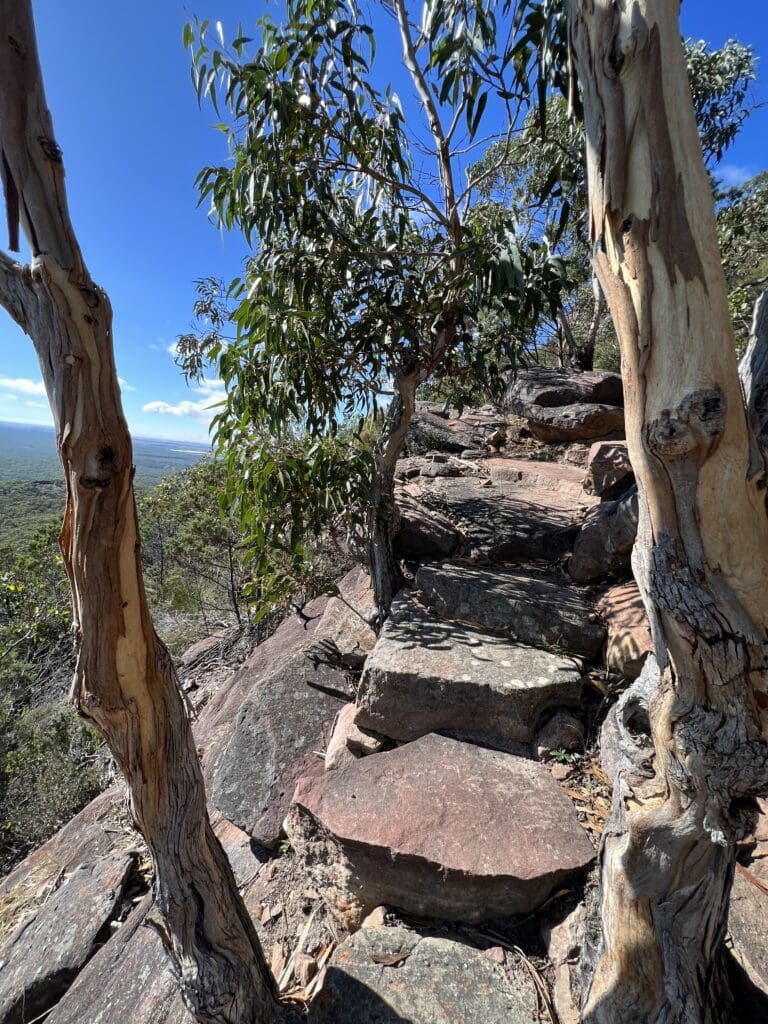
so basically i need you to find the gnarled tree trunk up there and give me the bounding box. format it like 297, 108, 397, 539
0, 5, 275, 1022
569, 2, 768, 1021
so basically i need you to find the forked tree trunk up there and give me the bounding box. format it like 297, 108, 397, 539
569, 3, 768, 1021
0, 5, 275, 1022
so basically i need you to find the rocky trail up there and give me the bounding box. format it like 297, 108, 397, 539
1, 367, 767, 1023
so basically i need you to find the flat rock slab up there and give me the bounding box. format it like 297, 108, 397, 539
356, 593, 582, 750
287, 734, 595, 925
0, 851, 135, 1024
309, 926, 534, 1024
414, 472, 595, 563
213, 570, 377, 848
416, 562, 605, 659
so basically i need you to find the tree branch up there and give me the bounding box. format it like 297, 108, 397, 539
0, 249, 30, 330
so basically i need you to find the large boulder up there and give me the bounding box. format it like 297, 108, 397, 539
596, 582, 652, 679
408, 407, 507, 454
411, 466, 595, 563
416, 562, 605, 659
286, 733, 595, 926
583, 441, 635, 499
504, 367, 624, 412
0, 852, 136, 1024
569, 487, 638, 582
212, 569, 377, 847
356, 592, 583, 751
524, 403, 625, 444
309, 926, 535, 1024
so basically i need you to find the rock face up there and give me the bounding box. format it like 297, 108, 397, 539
309, 926, 534, 1024
583, 441, 634, 499
416, 562, 605, 659
525, 403, 625, 444
43, 897, 191, 1024
596, 582, 652, 679
569, 487, 638, 582
408, 407, 507, 454
729, 868, 768, 996
286, 734, 595, 926
0, 852, 136, 1024
393, 492, 463, 560
356, 593, 583, 751
412, 468, 595, 563
504, 367, 624, 412
213, 568, 376, 847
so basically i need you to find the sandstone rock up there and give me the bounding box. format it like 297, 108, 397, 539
178, 626, 238, 669
286, 734, 595, 926
729, 868, 768, 996
213, 569, 377, 847
393, 492, 463, 560
535, 710, 585, 758
408, 409, 505, 454
308, 926, 535, 1024
584, 441, 634, 499
416, 562, 605, 659
504, 367, 624, 412
596, 581, 652, 679
43, 896, 192, 1024
415, 471, 595, 563
526, 403, 625, 444
569, 487, 638, 582
325, 704, 387, 771
356, 593, 582, 751
0, 788, 129, 947
0, 852, 136, 1024
541, 904, 586, 1024
484, 456, 589, 493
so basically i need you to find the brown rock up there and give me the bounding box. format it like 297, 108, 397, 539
526, 403, 625, 444
596, 581, 653, 679
0, 852, 136, 1024
325, 704, 387, 771
393, 492, 463, 560
584, 441, 635, 499
212, 568, 376, 847
541, 904, 586, 1024
503, 367, 624, 412
536, 710, 585, 758
729, 867, 768, 996
286, 734, 595, 926
569, 487, 638, 582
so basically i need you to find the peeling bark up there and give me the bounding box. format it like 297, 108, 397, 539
0, 5, 275, 1022
738, 290, 768, 451
569, 2, 768, 1021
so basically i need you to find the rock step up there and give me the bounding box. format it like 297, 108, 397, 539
308, 925, 535, 1024
356, 592, 583, 752
410, 465, 596, 564
287, 733, 595, 927
416, 561, 605, 659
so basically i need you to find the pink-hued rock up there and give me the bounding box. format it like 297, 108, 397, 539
484, 457, 591, 494
286, 734, 594, 927
584, 441, 635, 499
504, 367, 624, 412
596, 582, 653, 679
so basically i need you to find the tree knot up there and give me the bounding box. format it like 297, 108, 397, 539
644, 387, 726, 463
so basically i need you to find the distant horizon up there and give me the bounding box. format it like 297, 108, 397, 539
0, 418, 213, 448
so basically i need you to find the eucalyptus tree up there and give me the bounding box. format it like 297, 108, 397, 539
563, 1, 768, 1021
181, 0, 567, 617
0, 4, 275, 1021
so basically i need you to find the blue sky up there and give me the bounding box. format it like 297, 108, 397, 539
0, 1, 766, 442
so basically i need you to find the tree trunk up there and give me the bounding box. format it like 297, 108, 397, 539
573, 276, 606, 371
0, 5, 275, 1022
368, 373, 417, 622
569, 3, 768, 1021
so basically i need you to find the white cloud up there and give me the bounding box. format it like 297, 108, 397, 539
24, 400, 48, 409
2, 393, 18, 401
718, 163, 757, 188
118, 377, 136, 392
142, 377, 225, 422
0, 376, 46, 396
167, 341, 179, 357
